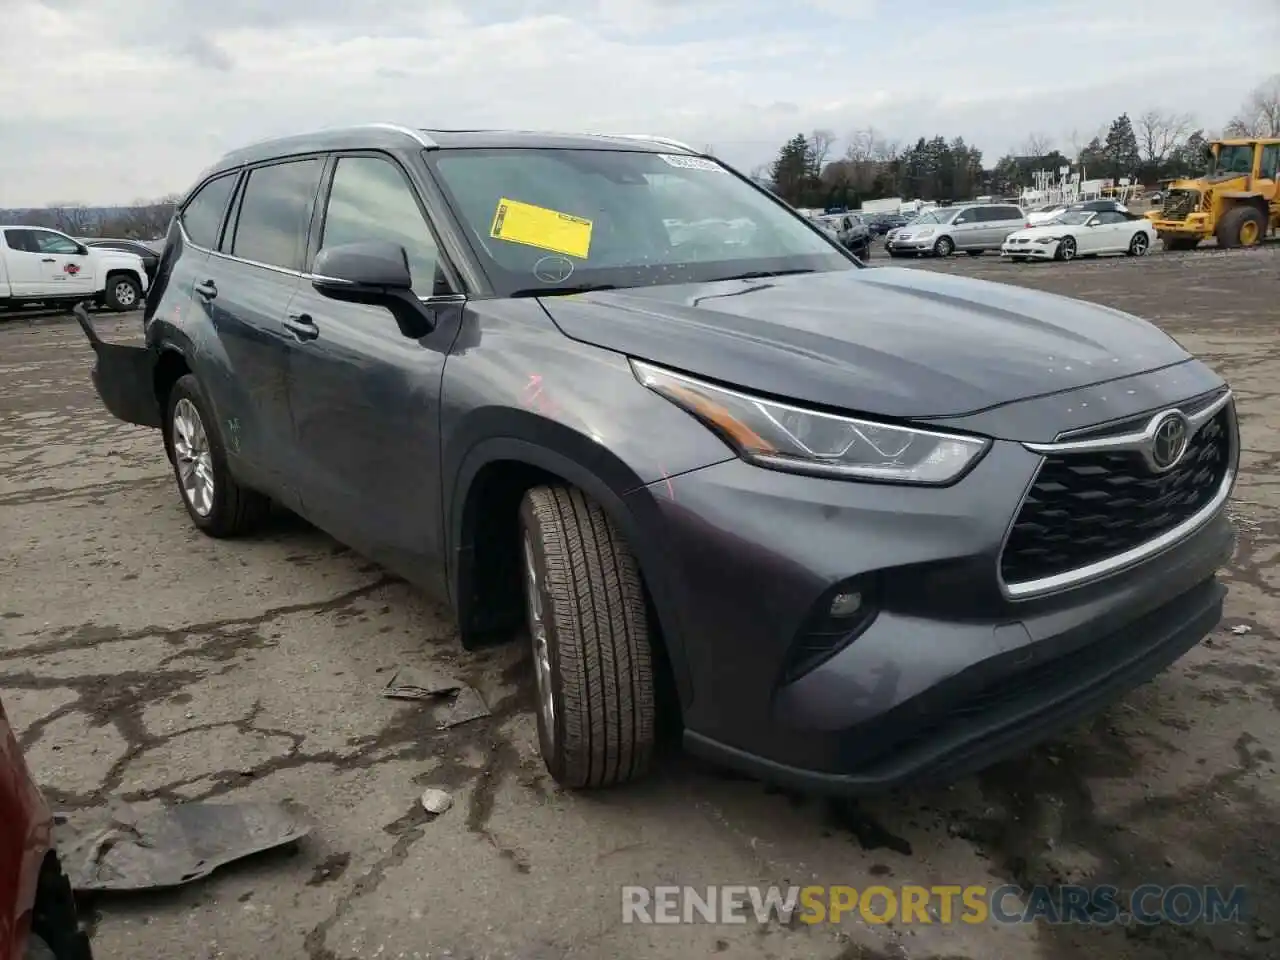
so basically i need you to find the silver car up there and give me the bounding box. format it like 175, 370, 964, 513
886, 203, 1027, 258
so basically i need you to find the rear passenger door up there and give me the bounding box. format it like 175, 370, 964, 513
989, 206, 1026, 245
284, 152, 464, 580
197, 156, 325, 502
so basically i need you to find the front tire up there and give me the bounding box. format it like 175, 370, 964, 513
933, 236, 954, 257
519, 486, 655, 789
164, 374, 270, 537
1055, 236, 1077, 261
104, 273, 141, 311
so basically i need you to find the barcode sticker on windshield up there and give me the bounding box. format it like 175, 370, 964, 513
658, 154, 724, 172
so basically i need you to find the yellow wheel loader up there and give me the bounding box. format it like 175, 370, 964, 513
1147, 138, 1279, 250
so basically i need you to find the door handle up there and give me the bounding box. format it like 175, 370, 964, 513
41, 257, 56, 263
283, 312, 319, 341
194, 280, 217, 299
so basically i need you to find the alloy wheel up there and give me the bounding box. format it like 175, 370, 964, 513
172, 398, 215, 516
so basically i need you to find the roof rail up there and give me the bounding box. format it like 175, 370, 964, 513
604, 134, 697, 153
364, 123, 437, 148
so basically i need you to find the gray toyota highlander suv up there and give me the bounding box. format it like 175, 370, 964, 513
77, 124, 1237, 794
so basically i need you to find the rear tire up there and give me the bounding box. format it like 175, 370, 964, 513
1216, 206, 1266, 248
164, 374, 270, 537
966, 249, 984, 257
103, 273, 141, 312
518, 486, 655, 789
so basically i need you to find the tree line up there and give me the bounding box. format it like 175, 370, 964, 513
750, 75, 1279, 209
2, 196, 180, 240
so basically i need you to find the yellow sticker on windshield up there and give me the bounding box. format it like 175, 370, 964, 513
490, 198, 593, 259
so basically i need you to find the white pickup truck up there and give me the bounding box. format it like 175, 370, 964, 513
0, 225, 149, 312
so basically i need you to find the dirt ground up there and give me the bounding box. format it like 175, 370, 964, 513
2, 245, 1278, 960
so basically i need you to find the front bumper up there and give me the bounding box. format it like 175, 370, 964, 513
1001, 239, 1058, 259
885, 235, 935, 253
635, 400, 1235, 794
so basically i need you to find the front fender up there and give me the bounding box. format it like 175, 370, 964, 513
448, 428, 697, 704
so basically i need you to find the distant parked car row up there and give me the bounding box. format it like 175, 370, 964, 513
882, 198, 1155, 264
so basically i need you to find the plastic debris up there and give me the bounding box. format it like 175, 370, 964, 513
381, 667, 491, 729
382, 667, 463, 700
1230, 624, 1252, 635
438, 685, 491, 729
55, 801, 311, 893
420, 788, 453, 814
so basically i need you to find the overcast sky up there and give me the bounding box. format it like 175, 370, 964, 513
1, 0, 1277, 206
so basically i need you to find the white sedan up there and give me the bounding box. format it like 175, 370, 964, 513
1001, 209, 1156, 262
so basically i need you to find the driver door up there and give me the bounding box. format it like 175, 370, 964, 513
285, 152, 464, 581
29, 229, 95, 295
1088, 211, 1128, 252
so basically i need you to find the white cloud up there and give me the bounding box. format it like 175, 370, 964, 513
0, 0, 1275, 205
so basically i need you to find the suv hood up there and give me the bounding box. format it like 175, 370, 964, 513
540, 267, 1190, 419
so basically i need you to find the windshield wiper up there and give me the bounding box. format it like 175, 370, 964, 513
509, 283, 618, 298
716, 268, 816, 281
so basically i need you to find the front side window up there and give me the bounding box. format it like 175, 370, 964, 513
181, 173, 238, 249
32, 231, 82, 255
428, 148, 851, 294
229, 158, 325, 271
320, 155, 444, 294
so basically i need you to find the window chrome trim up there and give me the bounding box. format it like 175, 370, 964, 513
1000, 392, 1238, 600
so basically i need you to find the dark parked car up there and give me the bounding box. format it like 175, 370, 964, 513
77, 125, 1237, 794
76, 238, 162, 285
869, 213, 908, 235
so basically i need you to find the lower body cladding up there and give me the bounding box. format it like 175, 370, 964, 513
1002, 240, 1058, 260
632, 397, 1238, 794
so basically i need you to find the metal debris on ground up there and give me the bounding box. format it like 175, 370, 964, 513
1231, 624, 1252, 635
381, 667, 491, 729
55, 801, 311, 893
420, 788, 453, 814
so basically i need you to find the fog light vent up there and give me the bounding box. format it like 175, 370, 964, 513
780, 578, 877, 684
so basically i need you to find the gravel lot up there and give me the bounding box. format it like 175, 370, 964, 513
2, 245, 1278, 960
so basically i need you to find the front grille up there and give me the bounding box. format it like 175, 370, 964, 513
1000, 408, 1231, 587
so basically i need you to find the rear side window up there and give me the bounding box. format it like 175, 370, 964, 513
4, 228, 37, 252
181, 174, 238, 249
229, 158, 325, 271
997, 206, 1023, 220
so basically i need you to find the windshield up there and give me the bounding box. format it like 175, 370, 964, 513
908, 209, 952, 226
1212, 144, 1254, 175
1046, 211, 1093, 226
427, 149, 854, 294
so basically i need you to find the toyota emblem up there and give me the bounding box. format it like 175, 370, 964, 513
1149, 412, 1190, 472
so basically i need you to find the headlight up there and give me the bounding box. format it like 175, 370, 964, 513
1034, 237, 1057, 244
631, 361, 990, 484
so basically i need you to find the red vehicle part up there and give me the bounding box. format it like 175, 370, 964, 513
0, 699, 91, 960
